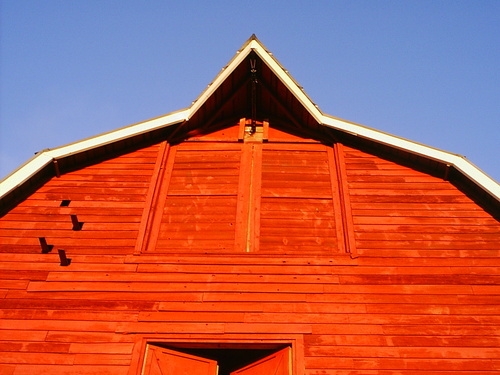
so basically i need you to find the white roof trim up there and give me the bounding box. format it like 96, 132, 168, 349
321, 115, 500, 200
1, 37, 499, 202
0, 109, 188, 198
187, 39, 324, 123
249, 40, 324, 124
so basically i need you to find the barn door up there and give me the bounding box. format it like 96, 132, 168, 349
143, 346, 218, 375
230, 347, 291, 375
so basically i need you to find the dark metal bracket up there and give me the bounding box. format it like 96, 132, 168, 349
71, 214, 83, 231
58, 249, 71, 266
38, 237, 53, 254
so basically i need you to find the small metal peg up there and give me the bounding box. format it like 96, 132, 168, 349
39, 237, 53, 254
71, 215, 83, 231
58, 249, 71, 266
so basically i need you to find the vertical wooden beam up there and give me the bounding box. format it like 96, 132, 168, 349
238, 118, 246, 141
144, 145, 177, 253
235, 141, 262, 253
53, 159, 61, 178
328, 147, 346, 254
443, 164, 451, 181
262, 120, 269, 141
328, 143, 358, 258
248, 143, 262, 253
135, 141, 174, 254
235, 143, 252, 252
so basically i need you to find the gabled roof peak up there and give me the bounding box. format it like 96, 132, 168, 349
0, 37, 499, 208
186, 34, 324, 127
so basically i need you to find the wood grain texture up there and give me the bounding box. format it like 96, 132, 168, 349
0, 122, 499, 374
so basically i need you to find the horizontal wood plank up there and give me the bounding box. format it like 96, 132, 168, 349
0, 132, 499, 374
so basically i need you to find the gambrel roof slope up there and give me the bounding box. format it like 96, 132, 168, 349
1, 35, 499, 213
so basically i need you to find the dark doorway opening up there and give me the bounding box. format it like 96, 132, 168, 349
148, 343, 290, 375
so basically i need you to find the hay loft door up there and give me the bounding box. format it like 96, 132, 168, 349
137, 118, 351, 255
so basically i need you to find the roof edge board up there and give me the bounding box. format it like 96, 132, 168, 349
48, 109, 188, 158
321, 115, 500, 201
187, 37, 324, 124
0, 153, 54, 197
187, 38, 257, 118
0, 109, 189, 198
249, 40, 324, 124
1, 36, 498, 205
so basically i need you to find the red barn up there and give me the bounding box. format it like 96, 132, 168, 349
1, 36, 499, 375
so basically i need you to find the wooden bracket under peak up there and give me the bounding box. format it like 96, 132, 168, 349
238, 118, 269, 143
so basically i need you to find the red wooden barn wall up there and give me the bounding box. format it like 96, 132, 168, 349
0, 120, 499, 375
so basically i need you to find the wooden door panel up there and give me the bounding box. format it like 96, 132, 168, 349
230, 347, 291, 375
143, 346, 218, 375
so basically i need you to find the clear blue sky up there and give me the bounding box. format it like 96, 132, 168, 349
1, 1, 499, 181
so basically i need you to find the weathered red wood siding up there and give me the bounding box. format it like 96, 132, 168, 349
0, 129, 499, 374
261, 144, 339, 253
156, 142, 241, 253
344, 146, 499, 257
0, 144, 160, 255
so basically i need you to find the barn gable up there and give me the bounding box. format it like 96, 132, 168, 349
0, 36, 499, 374
1, 35, 498, 213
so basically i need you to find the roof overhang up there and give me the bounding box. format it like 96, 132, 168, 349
321, 114, 500, 201
1, 35, 498, 206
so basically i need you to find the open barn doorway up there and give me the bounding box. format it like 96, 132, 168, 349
142, 344, 291, 375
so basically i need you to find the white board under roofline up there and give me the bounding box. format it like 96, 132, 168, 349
0, 109, 189, 198
321, 115, 500, 200
1, 36, 499, 202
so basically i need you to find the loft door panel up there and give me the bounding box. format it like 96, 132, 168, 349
156, 143, 241, 252
168, 147, 241, 196
148, 129, 343, 254
143, 346, 218, 375
260, 145, 338, 253
261, 149, 332, 199
230, 347, 291, 375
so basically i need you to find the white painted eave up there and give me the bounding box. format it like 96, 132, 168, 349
1, 36, 498, 204
250, 40, 324, 124
321, 114, 500, 201
0, 109, 189, 198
